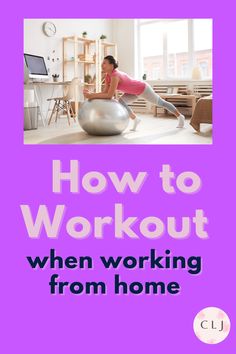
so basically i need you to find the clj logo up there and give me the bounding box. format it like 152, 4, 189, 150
193, 307, 230, 344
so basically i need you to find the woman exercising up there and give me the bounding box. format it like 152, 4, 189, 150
83, 55, 185, 131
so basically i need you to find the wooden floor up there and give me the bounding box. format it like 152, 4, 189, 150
24, 114, 212, 145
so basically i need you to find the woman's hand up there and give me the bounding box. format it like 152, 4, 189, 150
83, 89, 92, 99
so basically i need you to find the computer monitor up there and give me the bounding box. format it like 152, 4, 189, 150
24, 53, 49, 79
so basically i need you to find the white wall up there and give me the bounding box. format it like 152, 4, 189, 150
24, 19, 137, 116
24, 19, 114, 115
24, 19, 136, 76
24, 18, 137, 80
112, 19, 137, 78
24, 19, 113, 78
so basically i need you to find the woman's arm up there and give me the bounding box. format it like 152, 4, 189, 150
102, 83, 109, 93
84, 76, 119, 100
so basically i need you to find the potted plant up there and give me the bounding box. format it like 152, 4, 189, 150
142, 73, 147, 80
100, 34, 107, 42
52, 74, 59, 82
82, 31, 87, 38
84, 74, 92, 84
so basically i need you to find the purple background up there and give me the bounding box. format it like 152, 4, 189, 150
1, 1, 236, 352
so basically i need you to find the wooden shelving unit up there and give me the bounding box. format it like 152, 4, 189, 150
62, 36, 117, 114
63, 35, 99, 88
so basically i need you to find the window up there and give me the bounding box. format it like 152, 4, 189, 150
181, 63, 188, 77
167, 20, 189, 79
138, 19, 212, 80
194, 19, 212, 79
199, 61, 208, 77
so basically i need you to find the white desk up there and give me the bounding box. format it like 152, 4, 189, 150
24, 81, 73, 126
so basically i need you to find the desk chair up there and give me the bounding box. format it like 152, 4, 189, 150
47, 78, 79, 125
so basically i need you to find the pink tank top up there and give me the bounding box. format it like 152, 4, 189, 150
105, 69, 146, 95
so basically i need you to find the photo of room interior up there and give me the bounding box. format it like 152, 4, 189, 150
24, 19, 212, 144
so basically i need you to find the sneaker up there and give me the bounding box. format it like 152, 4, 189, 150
130, 118, 141, 131
176, 114, 185, 128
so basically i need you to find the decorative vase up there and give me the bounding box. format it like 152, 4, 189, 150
192, 66, 202, 80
